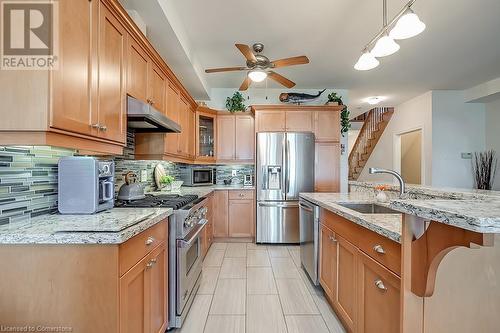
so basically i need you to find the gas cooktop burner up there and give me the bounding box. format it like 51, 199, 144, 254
115, 194, 199, 210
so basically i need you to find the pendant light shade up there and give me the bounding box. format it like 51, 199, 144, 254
248, 69, 267, 82
371, 34, 400, 57
389, 10, 426, 40
354, 51, 380, 71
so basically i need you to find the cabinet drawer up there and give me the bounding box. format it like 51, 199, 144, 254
119, 220, 167, 276
320, 208, 362, 246
228, 190, 255, 200
358, 227, 401, 276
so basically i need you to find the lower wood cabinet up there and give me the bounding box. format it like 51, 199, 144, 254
212, 190, 255, 238
319, 224, 337, 298
213, 190, 229, 237
228, 199, 254, 237
336, 235, 358, 332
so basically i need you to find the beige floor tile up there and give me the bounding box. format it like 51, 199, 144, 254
204, 315, 245, 333
212, 242, 228, 250
247, 249, 270, 267
198, 267, 220, 294
247, 242, 267, 250
219, 257, 246, 279
271, 257, 301, 279
312, 293, 346, 333
287, 245, 300, 251
203, 249, 225, 267
289, 249, 301, 267
225, 243, 247, 258
247, 295, 287, 333
276, 278, 320, 315
268, 246, 291, 258
285, 315, 330, 333
210, 279, 246, 315
175, 294, 212, 333
298, 268, 323, 296
247, 267, 278, 294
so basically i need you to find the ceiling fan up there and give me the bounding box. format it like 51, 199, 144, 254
205, 43, 309, 91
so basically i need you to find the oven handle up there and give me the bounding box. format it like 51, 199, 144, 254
177, 219, 208, 248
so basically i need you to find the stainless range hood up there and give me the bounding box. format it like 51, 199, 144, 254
127, 95, 181, 133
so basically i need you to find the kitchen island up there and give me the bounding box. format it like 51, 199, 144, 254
301, 185, 500, 333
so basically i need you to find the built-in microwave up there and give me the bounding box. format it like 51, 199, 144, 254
180, 167, 215, 186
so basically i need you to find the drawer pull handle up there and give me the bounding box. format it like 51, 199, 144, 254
328, 235, 337, 243
150, 258, 157, 264
239, 193, 244, 197
145, 236, 155, 246
146, 261, 154, 268
373, 245, 385, 254
375, 279, 387, 292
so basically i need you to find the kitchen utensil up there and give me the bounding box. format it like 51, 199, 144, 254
154, 164, 167, 189
118, 172, 145, 200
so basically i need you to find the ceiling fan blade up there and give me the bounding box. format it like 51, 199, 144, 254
271, 55, 309, 68
235, 44, 257, 62
268, 71, 295, 88
239, 76, 251, 91
205, 66, 247, 73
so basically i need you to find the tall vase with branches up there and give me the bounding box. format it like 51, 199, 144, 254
472, 150, 497, 190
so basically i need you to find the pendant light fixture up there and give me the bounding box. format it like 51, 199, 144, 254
354, 0, 425, 71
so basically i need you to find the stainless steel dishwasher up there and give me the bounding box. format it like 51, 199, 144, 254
299, 198, 320, 285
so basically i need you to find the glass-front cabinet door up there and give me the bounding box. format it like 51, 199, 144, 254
196, 107, 217, 163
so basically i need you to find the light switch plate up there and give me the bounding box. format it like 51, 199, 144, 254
232, 170, 237, 177
140, 169, 148, 182
461, 152, 472, 159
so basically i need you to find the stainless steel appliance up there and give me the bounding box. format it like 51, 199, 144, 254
256, 132, 315, 243
58, 157, 114, 214
180, 167, 215, 186
127, 95, 181, 133
115, 193, 208, 329
299, 198, 320, 285
117, 171, 145, 201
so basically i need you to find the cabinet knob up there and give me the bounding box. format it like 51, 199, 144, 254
239, 193, 244, 197
145, 236, 155, 246
150, 100, 155, 105
374, 279, 387, 292
328, 235, 337, 243
91, 123, 100, 129
146, 261, 154, 268
373, 244, 385, 254
99, 125, 107, 132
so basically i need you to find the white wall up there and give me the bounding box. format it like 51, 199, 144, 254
431, 91, 486, 189
485, 98, 500, 190
358, 91, 433, 184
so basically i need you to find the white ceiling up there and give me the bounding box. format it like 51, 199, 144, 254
120, 0, 500, 112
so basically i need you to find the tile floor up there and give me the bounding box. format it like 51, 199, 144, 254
173, 242, 346, 333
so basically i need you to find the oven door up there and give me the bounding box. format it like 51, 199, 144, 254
176, 222, 205, 315
192, 168, 213, 185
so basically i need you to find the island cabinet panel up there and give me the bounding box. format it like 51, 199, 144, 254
126, 36, 150, 102
335, 235, 358, 332
97, 2, 127, 144
228, 199, 254, 237
315, 142, 340, 192
319, 224, 337, 299
285, 111, 314, 132
213, 190, 229, 237
314, 111, 340, 142
255, 110, 286, 132
357, 251, 400, 333
50, 0, 98, 137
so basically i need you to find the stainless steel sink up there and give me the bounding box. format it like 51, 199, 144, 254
337, 203, 400, 214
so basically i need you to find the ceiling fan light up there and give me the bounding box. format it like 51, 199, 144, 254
389, 10, 426, 40
248, 69, 267, 82
354, 51, 380, 71
371, 35, 400, 57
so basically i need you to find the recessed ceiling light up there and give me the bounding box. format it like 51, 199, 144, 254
367, 96, 384, 105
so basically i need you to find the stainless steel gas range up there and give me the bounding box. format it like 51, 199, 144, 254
115, 193, 208, 329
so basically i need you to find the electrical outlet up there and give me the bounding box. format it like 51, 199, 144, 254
232, 170, 237, 177
461, 152, 472, 160
140, 169, 148, 182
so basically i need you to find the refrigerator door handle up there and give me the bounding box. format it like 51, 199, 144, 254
285, 138, 290, 197
258, 202, 299, 208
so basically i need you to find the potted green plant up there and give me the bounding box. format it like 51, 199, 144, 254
326, 92, 344, 106
340, 106, 351, 137
159, 175, 175, 191
225, 91, 246, 113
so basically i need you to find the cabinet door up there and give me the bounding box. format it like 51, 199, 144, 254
51, 0, 97, 137
178, 97, 190, 156
357, 251, 400, 333
188, 107, 196, 158
165, 81, 180, 155
213, 190, 229, 237
196, 111, 217, 161
315, 142, 340, 192
120, 254, 150, 333
216, 116, 236, 160
255, 111, 286, 132
319, 224, 336, 299
335, 235, 358, 332
97, 2, 126, 144
235, 115, 255, 161
228, 199, 254, 237
148, 63, 167, 114
126, 36, 149, 102
149, 243, 168, 333
314, 111, 340, 142
285, 111, 313, 132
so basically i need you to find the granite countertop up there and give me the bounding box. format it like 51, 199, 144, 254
0, 208, 173, 245
149, 184, 256, 198
300, 192, 402, 243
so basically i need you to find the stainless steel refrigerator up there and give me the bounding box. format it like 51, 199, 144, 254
256, 132, 315, 243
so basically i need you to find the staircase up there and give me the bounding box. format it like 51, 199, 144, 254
348, 107, 394, 180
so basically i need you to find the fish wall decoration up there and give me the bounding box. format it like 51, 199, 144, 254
279, 89, 326, 105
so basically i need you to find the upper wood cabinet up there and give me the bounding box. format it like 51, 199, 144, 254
315, 142, 340, 192
148, 63, 167, 114
255, 110, 286, 132
285, 111, 314, 131
217, 115, 236, 160
216, 114, 254, 163
235, 115, 255, 160
314, 111, 340, 142
196, 107, 217, 163
165, 81, 181, 156
126, 36, 149, 102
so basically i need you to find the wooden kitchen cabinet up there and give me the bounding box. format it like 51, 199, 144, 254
212, 189, 255, 238
357, 251, 400, 333
216, 114, 255, 163
285, 111, 314, 131
149, 243, 168, 333
148, 62, 167, 114
335, 235, 358, 332
196, 107, 217, 163
213, 190, 229, 237
315, 142, 340, 192
255, 110, 286, 132
314, 111, 340, 142
126, 36, 150, 102
165, 81, 181, 155
216, 115, 236, 160
235, 115, 255, 161
319, 224, 337, 299
228, 199, 254, 237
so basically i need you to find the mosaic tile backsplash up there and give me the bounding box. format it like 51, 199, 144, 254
0, 146, 74, 225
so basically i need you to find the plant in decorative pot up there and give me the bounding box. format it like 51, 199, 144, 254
159, 175, 175, 191
326, 92, 344, 106
340, 106, 351, 137
225, 91, 246, 113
